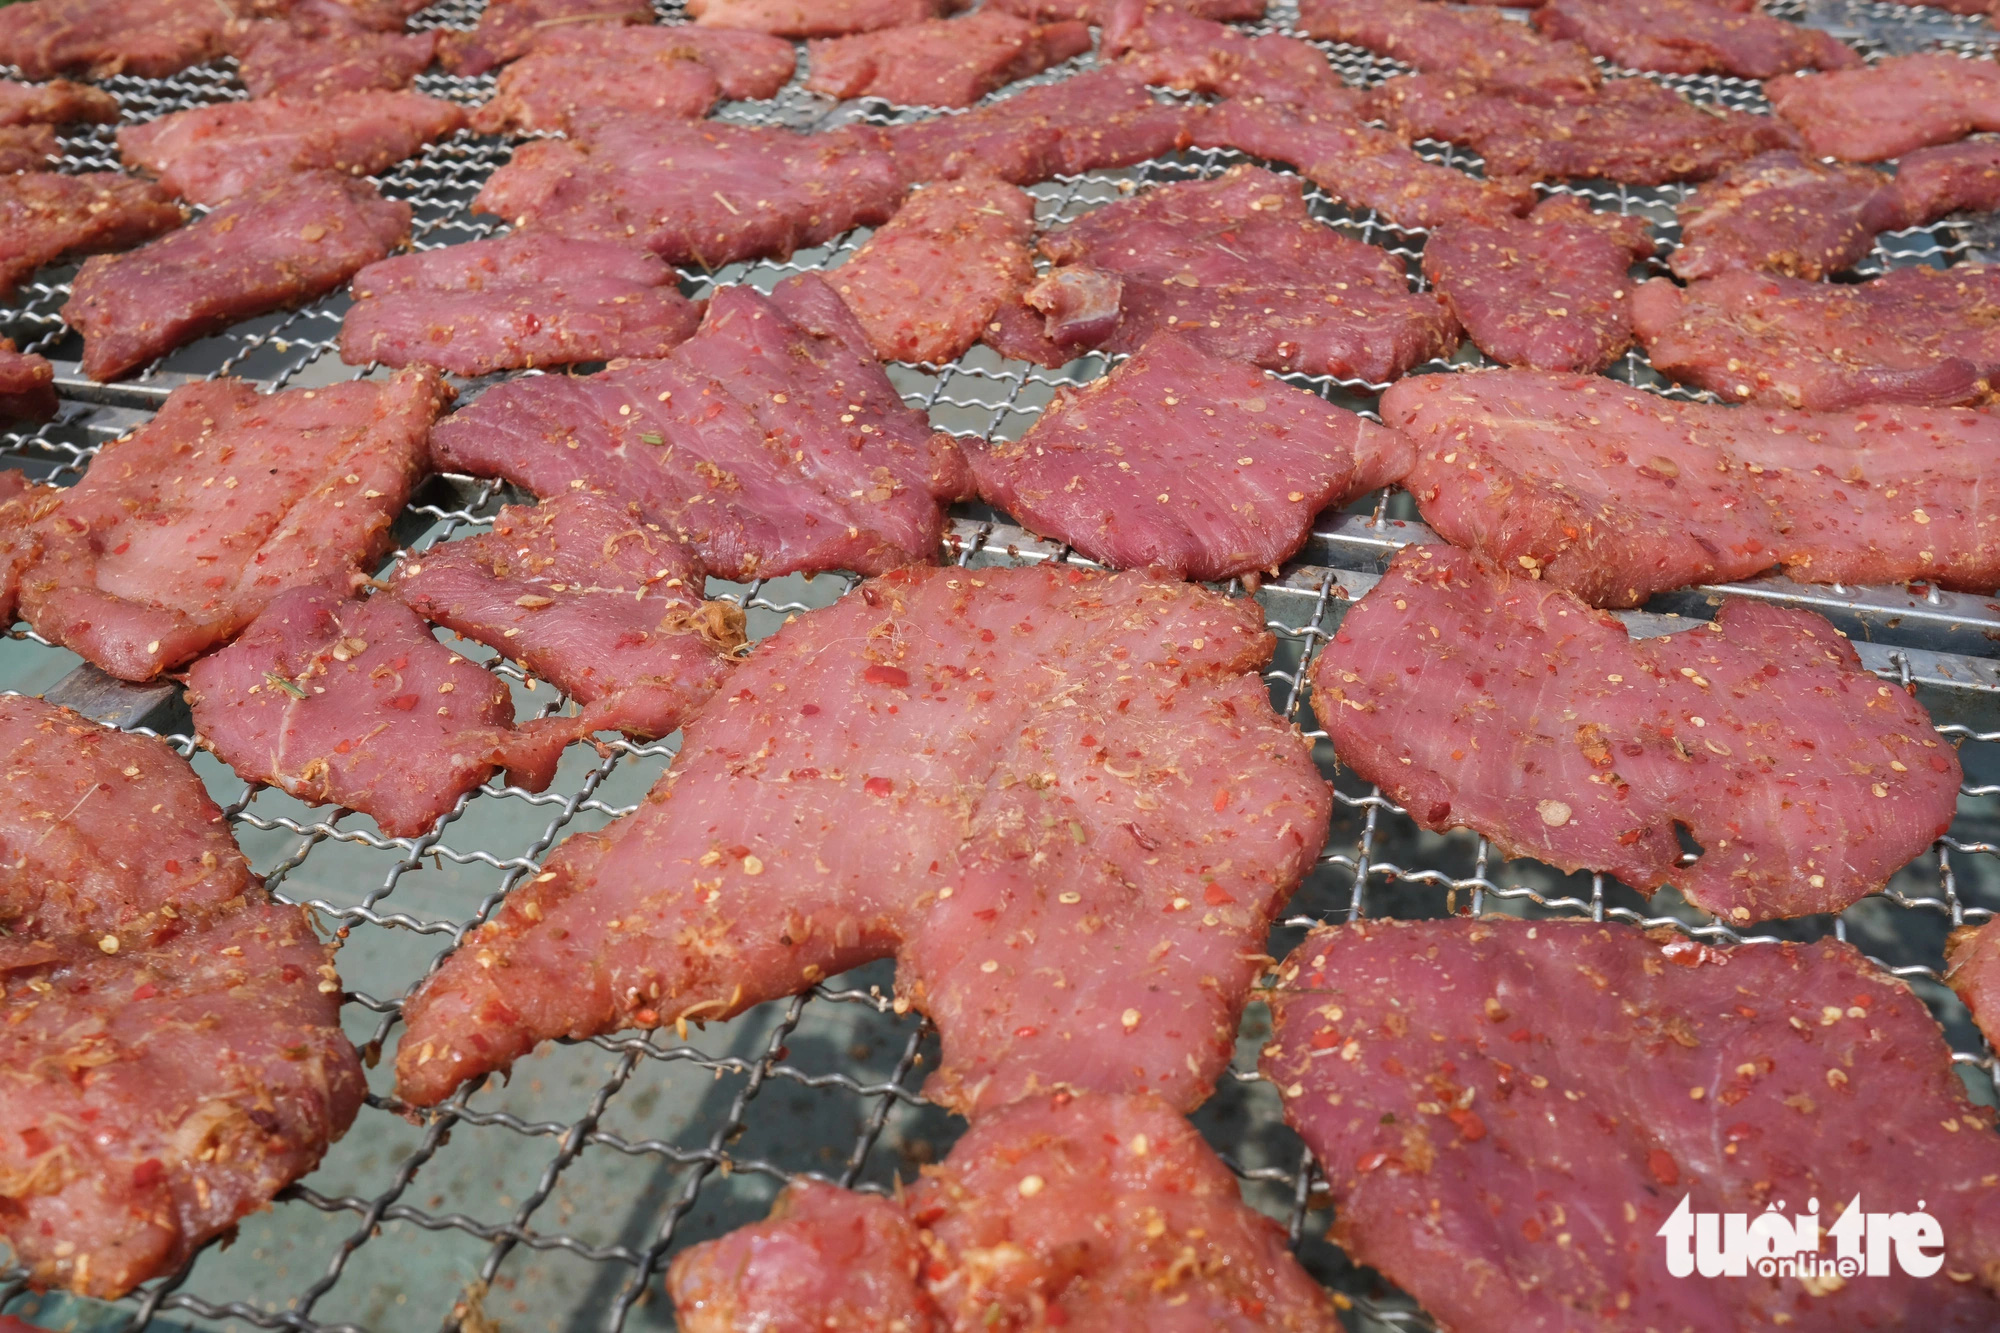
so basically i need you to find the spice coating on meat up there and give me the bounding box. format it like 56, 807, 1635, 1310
1766, 53, 2000, 163
393, 565, 1330, 1112
1670, 150, 1905, 282
1535, 0, 1859, 78
0, 466, 55, 622
64, 171, 410, 382
229, 19, 437, 99
0, 340, 56, 424
1947, 918, 2000, 1055
437, 0, 647, 76
1299, 0, 1597, 99
0, 171, 183, 303
1894, 140, 2000, 224
472, 25, 797, 133
0, 0, 235, 79
1311, 546, 1960, 922
0, 76, 117, 126
1264, 917, 2000, 1330
0, 898, 364, 1299
20, 367, 447, 680
687, 0, 961, 37
806, 9, 1090, 108
340, 232, 704, 377
1105, 4, 1350, 107
0, 123, 56, 174
969, 333, 1415, 580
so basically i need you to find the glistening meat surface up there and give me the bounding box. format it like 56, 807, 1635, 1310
805, 8, 1090, 107
1765, 52, 2000, 162
0, 171, 182, 303
1669, 150, 1906, 281
0, 0, 236, 79
1104, 6, 1353, 106
436, 0, 647, 76
0, 76, 117, 126
471, 25, 796, 133
229, 19, 437, 99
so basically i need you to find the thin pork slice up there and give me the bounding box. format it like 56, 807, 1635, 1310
0, 76, 118, 126
436, 0, 648, 76
393, 494, 745, 743
0, 171, 183, 303
0, 339, 56, 423
472, 25, 797, 134
1669, 150, 1904, 281
0, 0, 234, 79
340, 232, 703, 376
1311, 545, 1960, 922
1766, 51, 2000, 162
393, 566, 1330, 1112
20, 367, 446, 680
1298, 0, 1598, 100
1631, 265, 2000, 410
1104, 4, 1350, 106
1948, 917, 2000, 1054
118, 89, 465, 206
1895, 139, 2000, 222
430, 274, 971, 580
829, 177, 1034, 364
0, 466, 56, 619
0, 123, 56, 173
1265, 918, 2000, 1331
1535, 0, 1859, 78
687, 0, 961, 37
968, 332, 1414, 580
64, 171, 409, 382
1421, 196, 1654, 373
805, 9, 1091, 108
229, 19, 438, 98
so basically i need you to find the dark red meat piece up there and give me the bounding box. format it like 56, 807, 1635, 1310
1896, 140, 2000, 223
686, 0, 962, 37
993, 0, 1264, 17
0, 123, 55, 173
1947, 918, 2000, 1055
0, 171, 183, 303
0, 76, 118, 126
0, 466, 56, 621
1767, 53, 2000, 163
1670, 150, 1904, 282
472, 25, 796, 134
229, 18, 437, 98
1298, 0, 1598, 100
436, 0, 648, 76
1024, 263, 1121, 346
0, 0, 235, 79
1105, 4, 1349, 106
1535, 0, 1859, 78
0, 338, 55, 423
806, 9, 1091, 108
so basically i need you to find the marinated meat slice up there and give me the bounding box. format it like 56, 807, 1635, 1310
1368, 73, 1801, 186
1535, 0, 1859, 78
829, 177, 1034, 364
1895, 140, 2000, 223
1264, 918, 2000, 1330
0, 898, 365, 1299
437, 0, 648, 76
806, 9, 1091, 108
0, 467, 55, 620
1383, 368, 2000, 603
64, 171, 410, 382
393, 565, 1330, 1112
472, 25, 797, 134
1765, 52, 2000, 163
687, 0, 961, 37
1104, 4, 1349, 106
605, 24, 798, 101
393, 495, 745, 743
290, 0, 437, 32
118, 90, 466, 206
0, 171, 183, 303
984, 165, 1460, 383
475, 117, 902, 270
0, 77, 118, 126
1946, 918, 2000, 1054
1669, 150, 1905, 282
0, 339, 56, 423
1421, 196, 1653, 373
1311, 545, 1960, 921
20, 367, 446, 681
1631, 266, 2000, 410
670, 1094, 1340, 1333
229, 19, 438, 98
0, 0, 235, 79
0, 123, 55, 173
1298, 0, 1598, 100
187, 585, 567, 836
340, 232, 703, 376
993, 0, 1265, 18
968, 333, 1413, 580
430, 274, 971, 580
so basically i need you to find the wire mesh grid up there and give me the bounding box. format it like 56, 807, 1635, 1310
0, 3, 1998, 1331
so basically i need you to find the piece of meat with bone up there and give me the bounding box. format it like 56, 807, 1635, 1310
431, 274, 971, 581
0, 123, 56, 174
1947, 917, 2000, 1056
1535, 0, 1859, 78
1265, 917, 2000, 1331
64, 171, 410, 382
0, 171, 183, 303
1894, 140, 2000, 223
0, 0, 235, 79
0, 340, 56, 423
1420, 196, 1653, 373
1383, 368, 2000, 603
0, 76, 117, 126
437, 0, 648, 76
968, 333, 1414, 581
1669, 150, 1905, 282
229, 18, 438, 99
1104, 4, 1350, 107
0, 467, 55, 621
1631, 265, 2000, 410
1766, 52, 2000, 163
1368, 74, 1801, 186
829, 177, 1034, 364
669, 1094, 1341, 1332
339, 232, 703, 376
1298, 0, 1597, 100
0, 897, 365, 1299
472, 25, 796, 134
393, 564, 1331, 1112
687, 0, 962, 37
20, 367, 446, 681
392, 495, 745, 744
806, 9, 1091, 108
118, 90, 466, 207
1313, 545, 1960, 922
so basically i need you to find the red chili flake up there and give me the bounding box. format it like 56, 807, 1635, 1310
1079, 734, 1097, 748
863, 664, 909, 687
1356, 1150, 1389, 1173
1203, 882, 1236, 906
633, 1008, 659, 1026
1930, 755, 1954, 773
163, 860, 179, 875
131, 982, 157, 1002
1212, 788, 1231, 812
979, 629, 996, 643
386, 694, 419, 711
20, 1126, 50, 1156
800, 703, 820, 716
864, 776, 893, 797
1521, 1216, 1545, 1242
1309, 1029, 1342, 1050
1045, 1307, 1069, 1327
333, 739, 354, 755
1850, 993, 1873, 1010
1448, 1109, 1487, 1141
1508, 1028, 1532, 1043
973, 909, 998, 922
1014, 1025, 1040, 1039
132, 1158, 164, 1189
1381, 1056, 1405, 1075
1647, 1149, 1679, 1187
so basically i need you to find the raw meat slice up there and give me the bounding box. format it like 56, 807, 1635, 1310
1267, 917, 2000, 1331
1947, 918, 2000, 1054
1765, 51, 2000, 162
1895, 139, 2000, 223
670, 1094, 1340, 1333
1298, 0, 1598, 100
1535, 0, 1859, 77
0, 123, 55, 173
828, 176, 1034, 364
1311, 545, 1960, 921
1669, 150, 1904, 281
187, 584, 567, 836
436, 0, 648, 76
1631, 266, 2000, 410
687, 0, 961, 37
290, 0, 436, 32
0, 77, 118, 126
1383, 368, 2000, 603
0, 0, 235, 79
984, 165, 1460, 383
339, 232, 703, 376
229, 18, 438, 98
805, 9, 1091, 108
0, 171, 183, 303
1368, 73, 1801, 185
0, 898, 364, 1299
20, 367, 446, 681
600, 24, 797, 101
968, 333, 1413, 580
474, 117, 902, 270
430, 274, 971, 580
472, 25, 796, 134
64, 171, 409, 382
392, 565, 1330, 1112
118, 89, 465, 207
392, 494, 745, 742
1421, 196, 1653, 373
0, 339, 56, 422
1105, 4, 1349, 106
0, 467, 55, 620
994, 0, 1265, 18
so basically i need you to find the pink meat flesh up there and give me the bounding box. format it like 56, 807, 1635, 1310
436, 0, 648, 76
0, 339, 56, 423
0, 0, 235, 79
472, 24, 798, 133
686, 0, 961, 37
1535, 0, 1861, 77
0, 76, 119, 126
1765, 52, 2000, 162
1895, 139, 2000, 223
0, 464, 56, 620
1947, 918, 2000, 1055
0, 171, 183, 303
0, 122, 56, 173
1669, 150, 1905, 281
229, 19, 438, 98
806, 9, 1091, 108
1298, 0, 1598, 99
990, 0, 1265, 18
1105, 4, 1351, 106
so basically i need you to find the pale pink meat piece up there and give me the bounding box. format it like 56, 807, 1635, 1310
1895, 139, 2000, 222
0, 0, 236, 79
1298, 0, 1598, 99
0, 123, 55, 173
686, 0, 962, 37
0, 339, 56, 423
393, 566, 1330, 1111
1766, 52, 2000, 162
20, 367, 446, 681
1311, 545, 1961, 921
1947, 918, 2000, 1055
1669, 150, 1905, 281
1265, 917, 2000, 1330
0, 465, 56, 619
1534, 0, 1859, 78
1105, 3, 1349, 106
471, 25, 797, 133
805, 9, 1091, 108
340, 232, 704, 376
436, 0, 648, 76
228, 18, 437, 98
0, 171, 183, 303
0, 76, 118, 126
